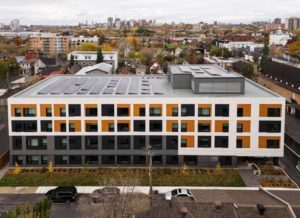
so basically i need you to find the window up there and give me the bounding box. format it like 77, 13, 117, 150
69, 104, 81, 117
134, 120, 145, 132
55, 137, 67, 150
69, 155, 82, 165
102, 155, 115, 165
86, 108, 97, 116
150, 108, 161, 116
172, 107, 178, 116
267, 108, 281, 117
259, 121, 281, 133
12, 121, 37, 132
181, 138, 187, 147
117, 123, 130, 132
133, 155, 146, 165
198, 123, 210, 132
198, 136, 211, 148
150, 136, 162, 150
222, 123, 229, 132
15, 108, 22, 117
109, 123, 115, 132
183, 156, 197, 165
117, 136, 131, 149
12, 156, 23, 165
150, 120, 162, 132
69, 123, 75, 132
85, 156, 98, 165
69, 136, 81, 150
181, 123, 187, 132
26, 137, 47, 150
85, 136, 98, 150
60, 108, 66, 116
152, 156, 162, 165
237, 108, 243, 117
166, 136, 178, 150
172, 123, 178, 132
237, 123, 243, 133
236, 139, 243, 148
215, 136, 229, 148
166, 156, 178, 165
60, 123, 66, 132
181, 104, 195, 116
102, 104, 114, 116
26, 155, 39, 165
139, 108, 145, 116
266, 140, 280, 148
215, 104, 229, 117
12, 137, 22, 150
46, 108, 52, 117
55, 155, 68, 165
198, 108, 210, 117
23, 108, 36, 117
117, 155, 131, 165
41, 156, 48, 165
41, 121, 52, 132
102, 136, 115, 150
86, 123, 98, 132
117, 108, 129, 116
134, 136, 146, 149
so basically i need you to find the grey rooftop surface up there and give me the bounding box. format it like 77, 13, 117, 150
11, 74, 280, 99
170, 64, 242, 78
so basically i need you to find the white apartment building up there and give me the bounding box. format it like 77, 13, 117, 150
71, 36, 99, 49
269, 31, 291, 46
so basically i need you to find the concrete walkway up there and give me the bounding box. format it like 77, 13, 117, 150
238, 169, 260, 187
0, 164, 9, 180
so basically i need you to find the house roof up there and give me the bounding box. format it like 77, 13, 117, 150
40, 57, 57, 66
76, 63, 113, 75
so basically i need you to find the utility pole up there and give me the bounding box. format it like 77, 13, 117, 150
147, 144, 153, 195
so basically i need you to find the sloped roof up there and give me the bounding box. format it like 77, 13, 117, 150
76, 63, 113, 75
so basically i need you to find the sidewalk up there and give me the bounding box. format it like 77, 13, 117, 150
0, 164, 9, 180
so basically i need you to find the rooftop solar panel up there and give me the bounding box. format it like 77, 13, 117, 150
89, 77, 109, 95
115, 78, 129, 94
128, 78, 139, 94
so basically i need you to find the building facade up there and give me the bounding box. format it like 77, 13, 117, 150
71, 36, 99, 49
269, 31, 291, 46
285, 17, 300, 31
8, 65, 285, 167
67, 51, 118, 72
30, 33, 70, 56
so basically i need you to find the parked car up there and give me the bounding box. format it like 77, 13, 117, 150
46, 186, 78, 203
164, 188, 193, 200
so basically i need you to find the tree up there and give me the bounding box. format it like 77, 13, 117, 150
288, 40, 300, 58
102, 43, 113, 52
209, 47, 232, 59
47, 161, 54, 174
69, 54, 74, 68
260, 43, 270, 73
98, 34, 106, 46
80, 42, 98, 51
241, 63, 254, 79
96, 48, 104, 64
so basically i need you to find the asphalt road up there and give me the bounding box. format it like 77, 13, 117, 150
279, 146, 300, 186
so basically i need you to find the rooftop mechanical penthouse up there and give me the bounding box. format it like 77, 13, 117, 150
8, 65, 285, 167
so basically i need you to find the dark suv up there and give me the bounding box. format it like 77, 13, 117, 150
46, 186, 78, 203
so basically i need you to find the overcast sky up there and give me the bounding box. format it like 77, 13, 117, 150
0, 0, 299, 25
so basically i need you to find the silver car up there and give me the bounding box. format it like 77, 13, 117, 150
164, 188, 193, 200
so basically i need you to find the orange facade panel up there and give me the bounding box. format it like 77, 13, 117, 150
166, 120, 178, 132
237, 120, 251, 132
11, 104, 37, 117
259, 104, 281, 117
118, 104, 131, 115
181, 120, 195, 132
40, 104, 51, 117
54, 120, 66, 132
215, 120, 229, 132
54, 104, 66, 116
237, 104, 251, 117
134, 104, 145, 116
102, 120, 114, 132
166, 104, 178, 116
85, 104, 97, 109
259, 136, 281, 148
181, 136, 195, 148
237, 136, 250, 148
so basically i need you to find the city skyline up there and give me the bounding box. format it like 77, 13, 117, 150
0, 0, 299, 25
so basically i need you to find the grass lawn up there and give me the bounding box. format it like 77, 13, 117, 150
0, 168, 245, 187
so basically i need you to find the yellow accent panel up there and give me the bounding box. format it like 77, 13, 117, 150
215, 120, 229, 132
69, 120, 81, 132
54, 104, 66, 116
40, 104, 51, 117
134, 104, 145, 116
198, 104, 212, 108
259, 104, 281, 117
54, 120, 66, 132
85, 104, 97, 109
237, 120, 251, 132
182, 136, 195, 148
259, 136, 280, 148
150, 104, 162, 109
237, 136, 251, 148
166, 104, 178, 116
166, 120, 178, 132
237, 104, 251, 117
102, 120, 114, 132
181, 120, 195, 132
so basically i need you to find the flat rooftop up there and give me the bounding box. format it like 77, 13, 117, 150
11, 74, 281, 99
170, 64, 242, 78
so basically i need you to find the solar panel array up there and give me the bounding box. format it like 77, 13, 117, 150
35, 76, 165, 96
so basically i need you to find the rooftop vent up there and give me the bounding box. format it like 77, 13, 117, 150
214, 201, 222, 210
256, 204, 266, 215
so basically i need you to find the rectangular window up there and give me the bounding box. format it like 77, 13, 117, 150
150, 108, 161, 116
69, 136, 82, 150
150, 120, 162, 132
139, 108, 145, 116
41, 156, 48, 165
117, 123, 130, 132
46, 108, 52, 117
134, 120, 145, 132
102, 155, 115, 165
69, 123, 75, 132
55, 136, 67, 150
181, 104, 195, 117
198, 136, 211, 148
134, 136, 146, 149
23, 108, 36, 117
181, 139, 187, 148
198, 123, 210, 132
117, 155, 131, 165
215, 104, 229, 117
237, 108, 243, 117
85, 136, 98, 150
12, 137, 22, 150
41, 121, 52, 132
172, 107, 178, 116
259, 121, 281, 133
133, 155, 146, 165
60, 108, 66, 116
267, 108, 281, 117
172, 123, 178, 132
15, 108, 22, 117
215, 136, 229, 148
117, 108, 129, 116
108, 123, 114, 132
166, 136, 178, 150
222, 123, 229, 132
166, 156, 178, 165
117, 136, 131, 150
181, 123, 187, 132
198, 108, 210, 117
102, 136, 115, 150
26, 155, 39, 165
86, 108, 97, 117
69, 155, 82, 165
102, 104, 114, 116
237, 123, 243, 133
236, 139, 243, 148
85, 156, 98, 165
150, 136, 162, 150
55, 155, 68, 165
266, 140, 280, 148
69, 104, 81, 117
86, 123, 98, 132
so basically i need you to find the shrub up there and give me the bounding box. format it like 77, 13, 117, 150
13, 162, 21, 175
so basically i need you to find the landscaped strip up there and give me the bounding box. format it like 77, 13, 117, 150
0, 168, 245, 187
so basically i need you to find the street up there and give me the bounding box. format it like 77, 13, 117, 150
280, 146, 300, 186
